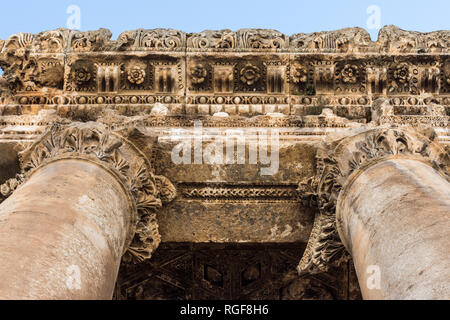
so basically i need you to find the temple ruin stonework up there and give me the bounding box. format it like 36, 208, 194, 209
0, 25, 448, 300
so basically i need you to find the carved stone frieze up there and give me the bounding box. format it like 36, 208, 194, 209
187, 30, 237, 51
116, 29, 186, 51
0, 122, 176, 263
297, 127, 449, 274
179, 183, 300, 202
1, 25, 449, 300
378, 25, 450, 54
1, 26, 447, 54
290, 27, 372, 53
1, 26, 449, 113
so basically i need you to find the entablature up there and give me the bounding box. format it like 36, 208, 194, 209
0, 26, 448, 119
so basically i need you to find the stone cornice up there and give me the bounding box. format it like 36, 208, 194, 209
297, 127, 449, 274
1, 26, 449, 53
0, 122, 177, 264
0, 26, 449, 121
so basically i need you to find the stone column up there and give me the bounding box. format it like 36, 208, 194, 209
337, 158, 450, 299
298, 128, 449, 300
0, 123, 176, 300
0, 159, 133, 299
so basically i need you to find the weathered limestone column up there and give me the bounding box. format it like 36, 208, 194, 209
298, 128, 449, 300
337, 158, 450, 299
0, 123, 176, 300
0, 159, 133, 299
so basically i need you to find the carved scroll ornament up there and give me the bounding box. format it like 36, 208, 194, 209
0, 122, 176, 264
297, 127, 449, 274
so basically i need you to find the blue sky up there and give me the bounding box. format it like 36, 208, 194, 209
0, 0, 448, 41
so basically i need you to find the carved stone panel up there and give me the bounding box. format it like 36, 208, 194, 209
115, 243, 361, 300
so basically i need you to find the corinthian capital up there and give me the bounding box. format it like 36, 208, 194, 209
0, 122, 176, 264
298, 127, 449, 275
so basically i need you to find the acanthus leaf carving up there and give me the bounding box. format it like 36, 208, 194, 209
116, 29, 186, 51
0, 122, 176, 264
187, 30, 236, 50
69, 28, 112, 52
237, 29, 288, 50
298, 127, 449, 275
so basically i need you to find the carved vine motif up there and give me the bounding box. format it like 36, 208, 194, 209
1, 26, 448, 54
238, 29, 288, 50
38, 30, 65, 53
69, 29, 112, 52
117, 29, 186, 51
290, 27, 372, 53
297, 128, 449, 275
1, 27, 449, 102
0, 33, 37, 92
0, 123, 176, 264
340, 64, 359, 84
187, 30, 236, 50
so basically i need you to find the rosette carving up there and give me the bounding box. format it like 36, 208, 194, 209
0, 122, 176, 264
298, 127, 449, 275
341, 64, 359, 84
240, 63, 261, 86
127, 66, 146, 85
190, 63, 207, 84
291, 64, 308, 84
393, 63, 411, 84
73, 66, 92, 85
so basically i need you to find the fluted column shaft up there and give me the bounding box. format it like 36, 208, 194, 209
0, 159, 134, 299
337, 159, 450, 299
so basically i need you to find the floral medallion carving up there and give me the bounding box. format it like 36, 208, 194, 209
190, 63, 207, 85
239, 63, 261, 86
117, 29, 186, 51
393, 63, 411, 84
388, 62, 418, 94
73, 66, 92, 85
291, 64, 308, 84
340, 64, 359, 84
127, 66, 146, 85
238, 29, 288, 50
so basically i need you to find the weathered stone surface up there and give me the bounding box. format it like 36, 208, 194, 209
298, 127, 449, 275
337, 159, 450, 299
0, 143, 19, 184
0, 26, 449, 300
0, 26, 448, 124
158, 201, 314, 243
0, 160, 131, 299
115, 243, 361, 300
